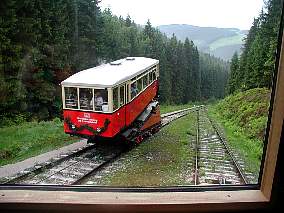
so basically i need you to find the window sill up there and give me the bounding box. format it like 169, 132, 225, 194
0, 189, 268, 212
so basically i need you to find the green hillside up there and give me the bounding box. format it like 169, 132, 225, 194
209, 34, 245, 51
209, 88, 271, 178
158, 24, 248, 60
211, 88, 271, 140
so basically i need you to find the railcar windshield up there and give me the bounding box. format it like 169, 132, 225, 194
79, 88, 93, 110
94, 88, 108, 112
64, 87, 109, 112
65, 87, 78, 109
113, 87, 119, 110
130, 81, 138, 100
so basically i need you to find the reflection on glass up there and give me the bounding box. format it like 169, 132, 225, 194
113, 87, 119, 110
152, 70, 156, 81
1, 0, 283, 189
94, 89, 108, 112
131, 82, 138, 99
120, 86, 124, 106
137, 78, 142, 93
79, 88, 93, 110
143, 74, 148, 89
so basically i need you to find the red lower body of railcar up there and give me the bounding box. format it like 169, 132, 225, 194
63, 81, 159, 139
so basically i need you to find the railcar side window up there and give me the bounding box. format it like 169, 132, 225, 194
143, 74, 148, 89
131, 81, 138, 99
149, 72, 153, 83
79, 88, 93, 110
64, 87, 78, 109
94, 89, 108, 112
113, 87, 119, 110
119, 86, 124, 106
137, 78, 143, 93
125, 84, 129, 103
153, 69, 156, 80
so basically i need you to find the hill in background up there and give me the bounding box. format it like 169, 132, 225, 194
158, 24, 248, 61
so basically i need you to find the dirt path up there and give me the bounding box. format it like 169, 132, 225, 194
0, 139, 87, 178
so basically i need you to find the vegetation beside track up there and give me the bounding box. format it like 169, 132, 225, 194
208, 88, 271, 177
101, 112, 197, 186
0, 118, 78, 166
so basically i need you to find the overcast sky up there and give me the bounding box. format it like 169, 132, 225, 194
99, 0, 264, 30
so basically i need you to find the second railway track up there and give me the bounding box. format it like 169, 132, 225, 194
193, 107, 249, 185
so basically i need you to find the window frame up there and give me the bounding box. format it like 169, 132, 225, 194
112, 86, 119, 111
63, 86, 79, 110
78, 87, 94, 111
62, 86, 110, 113
129, 67, 157, 101
1, 35, 283, 212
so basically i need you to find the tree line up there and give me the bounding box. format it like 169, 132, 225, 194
227, 0, 283, 94
0, 0, 229, 125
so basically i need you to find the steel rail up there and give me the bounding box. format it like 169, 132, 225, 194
161, 106, 202, 127
161, 105, 203, 118
71, 151, 127, 185
194, 109, 200, 185
3, 143, 96, 184
206, 111, 248, 185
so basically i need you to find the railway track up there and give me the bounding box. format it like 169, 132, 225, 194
2, 106, 200, 185
161, 106, 201, 127
3, 143, 127, 185
193, 107, 248, 185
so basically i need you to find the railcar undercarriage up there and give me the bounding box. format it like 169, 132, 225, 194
87, 100, 161, 144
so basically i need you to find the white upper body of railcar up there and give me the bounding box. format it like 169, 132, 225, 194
61, 57, 159, 88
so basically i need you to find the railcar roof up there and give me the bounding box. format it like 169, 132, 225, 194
61, 57, 159, 88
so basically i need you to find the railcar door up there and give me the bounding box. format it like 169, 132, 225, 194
112, 85, 126, 135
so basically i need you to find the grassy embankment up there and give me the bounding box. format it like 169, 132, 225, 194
208, 88, 271, 176
101, 112, 197, 186
0, 118, 78, 166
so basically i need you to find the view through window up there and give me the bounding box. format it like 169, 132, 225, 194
0, 0, 283, 189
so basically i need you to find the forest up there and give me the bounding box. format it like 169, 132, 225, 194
227, 0, 283, 94
0, 0, 229, 126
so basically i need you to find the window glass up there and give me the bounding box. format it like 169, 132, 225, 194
131, 81, 138, 99
94, 89, 108, 112
119, 86, 124, 106
64, 87, 78, 109
79, 88, 93, 110
2, 0, 283, 192
113, 87, 119, 110
143, 74, 148, 89
152, 70, 156, 81
137, 78, 143, 93
149, 71, 153, 83
126, 84, 129, 103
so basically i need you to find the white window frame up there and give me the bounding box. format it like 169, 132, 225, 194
62, 86, 110, 113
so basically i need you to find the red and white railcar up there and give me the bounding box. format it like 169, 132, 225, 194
61, 57, 161, 142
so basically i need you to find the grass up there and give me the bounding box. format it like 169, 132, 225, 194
0, 118, 78, 166
207, 88, 271, 178
101, 112, 197, 186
